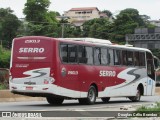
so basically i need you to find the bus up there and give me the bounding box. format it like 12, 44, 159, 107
9, 36, 156, 105
154, 56, 160, 86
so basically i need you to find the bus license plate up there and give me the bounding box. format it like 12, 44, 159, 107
26, 86, 33, 90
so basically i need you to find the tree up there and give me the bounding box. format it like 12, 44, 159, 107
23, 0, 51, 22
111, 8, 147, 43
82, 18, 112, 39
23, 0, 59, 37
0, 8, 21, 48
101, 10, 113, 18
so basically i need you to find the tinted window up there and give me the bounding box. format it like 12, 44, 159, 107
86, 46, 93, 64
108, 49, 114, 65
78, 45, 87, 64
127, 51, 134, 66
101, 48, 108, 65
60, 44, 68, 63
114, 49, 121, 65
68, 45, 77, 63
78, 46, 93, 64
139, 52, 145, 66
122, 50, 127, 65
134, 52, 139, 66
94, 48, 101, 65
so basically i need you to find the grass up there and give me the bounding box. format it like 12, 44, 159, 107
134, 102, 160, 117
0, 84, 8, 90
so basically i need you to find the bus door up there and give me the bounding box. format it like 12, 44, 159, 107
59, 44, 80, 97
146, 52, 155, 95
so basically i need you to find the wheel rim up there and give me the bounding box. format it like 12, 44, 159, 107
88, 88, 95, 102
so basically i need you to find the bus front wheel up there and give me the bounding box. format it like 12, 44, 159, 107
46, 97, 64, 105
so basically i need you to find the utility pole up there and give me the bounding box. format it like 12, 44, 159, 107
62, 23, 65, 38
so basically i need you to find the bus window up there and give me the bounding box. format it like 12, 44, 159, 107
114, 49, 121, 65
127, 51, 134, 66
134, 52, 139, 66
108, 49, 114, 65
78, 45, 87, 64
86, 46, 93, 65
94, 48, 101, 65
60, 44, 68, 63
68, 45, 77, 63
101, 48, 108, 65
122, 50, 127, 65
139, 52, 145, 66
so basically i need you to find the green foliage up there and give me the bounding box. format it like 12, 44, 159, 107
0, 48, 11, 68
0, 8, 21, 48
151, 49, 160, 59
136, 102, 160, 111
111, 8, 147, 43
0, 84, 7, 90
23, 0, 59, 37
82, 18, 112, 39
101, 10, 112, 18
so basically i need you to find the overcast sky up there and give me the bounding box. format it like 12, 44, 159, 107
0, 0, 159, 20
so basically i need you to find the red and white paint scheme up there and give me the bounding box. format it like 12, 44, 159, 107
10, 36, 156, 105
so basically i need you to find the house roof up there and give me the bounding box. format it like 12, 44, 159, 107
69, 7, 99, 11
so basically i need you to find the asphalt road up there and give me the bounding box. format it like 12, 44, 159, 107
0, 95, 159, 111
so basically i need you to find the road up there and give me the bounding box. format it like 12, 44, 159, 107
0, 95, 159, 111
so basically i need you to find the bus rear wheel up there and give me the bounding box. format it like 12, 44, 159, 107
78, 86, 96, 105
101, 97, 110, 103
129, 88, 141, 102
46, 97, 64, 105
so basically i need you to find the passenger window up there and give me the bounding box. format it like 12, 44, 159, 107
101, 48, 108, 65
78, 46, 87, 64
68, 45, 77, 63
134, 52, 139, 66
86, 46, 93, 64
114, 50, 121, 65
78, 46, 93, 64
60, 44, 68, 63
122, 50, 127, 65
94, 48, 101, 65
139, 52, 145, 66
127, 51, 133, 66
108, 49, 114, 65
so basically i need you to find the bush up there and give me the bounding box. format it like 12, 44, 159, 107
0, 47, 11, 68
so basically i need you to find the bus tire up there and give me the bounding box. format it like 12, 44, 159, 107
78, 86, 96, 105
101, 97, 110, 103
46, 97, 64, 105
129, 88, 141, 102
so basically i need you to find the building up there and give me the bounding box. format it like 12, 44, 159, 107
150, 20, 160, 27
126, 28, 160, 49
63, 7, 108, 26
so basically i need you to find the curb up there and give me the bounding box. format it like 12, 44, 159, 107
0, 87, 160, 102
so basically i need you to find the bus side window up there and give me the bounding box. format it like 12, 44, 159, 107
94, 48, 101, 65
78, 45, 87, 64
139, 52, 145, 66
127, 51, 134, 66
108, 49, 114, 66
101, 48, 108, 65
134, 52, 139, 66
122, 50, 127, 65
114, 49, 121, 65
68, 45, 77, 63
85, 46, 93, 65
60, 44, 68, 63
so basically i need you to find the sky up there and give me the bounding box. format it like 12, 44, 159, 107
0, 0, 159, 20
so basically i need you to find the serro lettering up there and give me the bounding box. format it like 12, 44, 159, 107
19, 48, 44, 53
99, 70, 116, 77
